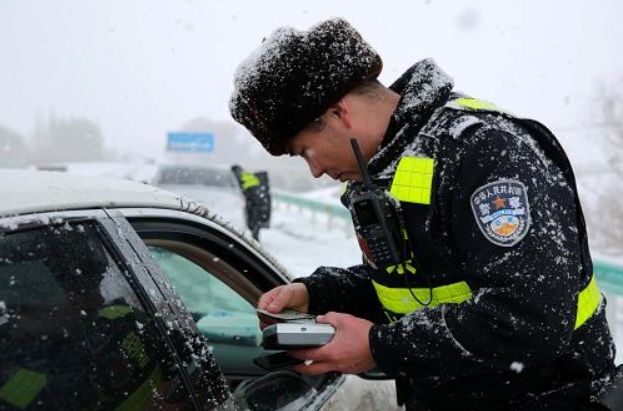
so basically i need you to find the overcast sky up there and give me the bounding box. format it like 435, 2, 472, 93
1, 0, 622, 160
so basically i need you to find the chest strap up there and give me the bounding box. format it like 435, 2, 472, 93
374, 275, 601, 331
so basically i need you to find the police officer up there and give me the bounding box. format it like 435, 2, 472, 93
231, 164, 271, 240
229, 18, 617, 410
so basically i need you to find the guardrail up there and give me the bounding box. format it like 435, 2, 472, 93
273, 189, 623, 290
273, 190, 350, 219
595, 260, 623, 295
272, 190, 353, 236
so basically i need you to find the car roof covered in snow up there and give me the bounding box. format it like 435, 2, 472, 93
0, 170, 184, 217
0, 170, 294, 279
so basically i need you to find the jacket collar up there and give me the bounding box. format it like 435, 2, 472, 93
367, 58, 454, 176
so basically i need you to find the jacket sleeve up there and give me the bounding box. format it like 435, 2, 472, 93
369, 127, 583, 377
295, 264, 386, 323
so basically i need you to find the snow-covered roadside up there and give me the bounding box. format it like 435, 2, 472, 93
260, 203, 360, 277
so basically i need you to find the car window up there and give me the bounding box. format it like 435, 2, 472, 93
143, 237, 327, 410
0, 222, 195, 410
146, 244, 265, 372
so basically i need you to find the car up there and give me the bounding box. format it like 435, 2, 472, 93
151, 164, 247, 231
0, 170, 398, 411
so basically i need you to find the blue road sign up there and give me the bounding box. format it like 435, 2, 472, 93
167, 132, 214, 152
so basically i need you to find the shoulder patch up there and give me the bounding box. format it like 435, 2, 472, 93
470, 179, 531, 247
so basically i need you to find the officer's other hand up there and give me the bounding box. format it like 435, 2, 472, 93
257, 283, 309, 329
288, 312, 376, 375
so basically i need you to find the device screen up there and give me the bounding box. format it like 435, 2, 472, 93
354, 200, 378, 227
253, 352, 304, 371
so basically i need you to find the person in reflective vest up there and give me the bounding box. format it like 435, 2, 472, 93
229, 18, 618, 410
231, 165, 271, 240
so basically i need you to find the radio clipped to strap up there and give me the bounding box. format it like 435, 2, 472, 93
349, 139, 409, 270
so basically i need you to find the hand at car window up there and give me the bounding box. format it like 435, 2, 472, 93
288, 312, 376, 375
257, 283, 309, 328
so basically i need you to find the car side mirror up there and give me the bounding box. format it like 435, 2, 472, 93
232, 371, 315, 410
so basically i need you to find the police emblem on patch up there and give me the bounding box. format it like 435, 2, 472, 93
470, 179, 531, 247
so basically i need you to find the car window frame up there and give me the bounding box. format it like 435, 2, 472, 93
122, 208, 291, 290
104, 209, 243, 409
127, 213, 288, 380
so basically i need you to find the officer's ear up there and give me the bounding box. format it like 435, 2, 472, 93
328, 98, 353, 129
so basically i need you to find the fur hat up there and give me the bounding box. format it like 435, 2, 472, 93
229, 18, 383, 155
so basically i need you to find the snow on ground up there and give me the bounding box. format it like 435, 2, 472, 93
260, 202, 360, 277
298, 185, 345, 206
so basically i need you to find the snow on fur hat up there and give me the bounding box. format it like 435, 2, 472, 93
229, 18, 383, 155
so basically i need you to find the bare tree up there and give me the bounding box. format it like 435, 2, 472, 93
601, 82, 623, 174
0, 125, 29, 168
585, 81, 623, 255
31, 113, 104, 163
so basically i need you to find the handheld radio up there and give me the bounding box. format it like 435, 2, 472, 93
349, 139, 407, 269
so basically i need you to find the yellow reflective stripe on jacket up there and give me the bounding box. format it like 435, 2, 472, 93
372, 279, 473, 313
241, 172, 260, 190
575, 275, 601, 330
114, 365, 163, 411
453, 97, 498, 111
445, 97, 513, 116
389, 157, 434, 204
98, 304, 133, 320
373, 275, 602, 329
0, 368, 47, 409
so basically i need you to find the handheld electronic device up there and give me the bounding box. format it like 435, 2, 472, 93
349, 139, 407, 269
253, 351, 304, 371
262, 323, 335, 350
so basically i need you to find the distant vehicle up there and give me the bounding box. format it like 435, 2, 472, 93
0, 170, 398, 411
35, 163, 68, 172
152, 164, 246, 230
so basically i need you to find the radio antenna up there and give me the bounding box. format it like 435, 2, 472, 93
350, 138, 375, 189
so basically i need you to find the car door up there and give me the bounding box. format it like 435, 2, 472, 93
122, 208, 346, 410
0, 210, 231, 410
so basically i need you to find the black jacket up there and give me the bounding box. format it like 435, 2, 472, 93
298, 59, 616, 410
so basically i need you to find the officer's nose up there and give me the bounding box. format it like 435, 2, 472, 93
304, 157, 324, 178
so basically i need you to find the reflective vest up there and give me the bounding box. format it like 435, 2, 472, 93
370, 97, 602, 330
240, 172, 260, 191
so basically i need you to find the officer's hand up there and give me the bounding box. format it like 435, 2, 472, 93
288, 312, 376, 375
257, 283, 309, 329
